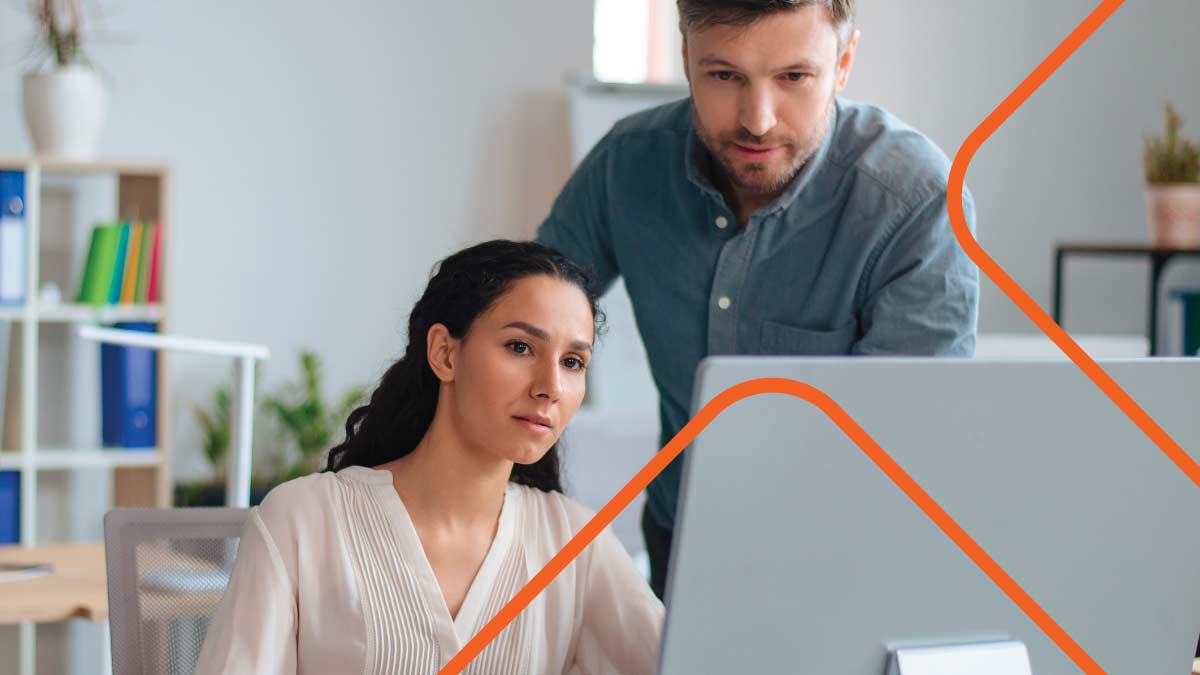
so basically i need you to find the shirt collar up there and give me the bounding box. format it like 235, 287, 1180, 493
684, 97, 841, 218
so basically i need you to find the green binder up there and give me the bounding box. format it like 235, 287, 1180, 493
77, 224, 120, 305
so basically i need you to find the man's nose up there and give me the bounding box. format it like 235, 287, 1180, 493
739, 82, 777, 138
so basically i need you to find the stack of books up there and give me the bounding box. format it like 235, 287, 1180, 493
77, 220, 161, 305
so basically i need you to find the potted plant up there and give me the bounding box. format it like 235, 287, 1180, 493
22, 0, 107, 158
263, 350, 367, 481
175, 368, 277, 507
1143, 101, 1200, 248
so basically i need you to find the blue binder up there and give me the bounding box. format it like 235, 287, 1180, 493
0, 471, 18, 543
101, 322, 158, 448
0, 171, 26, 306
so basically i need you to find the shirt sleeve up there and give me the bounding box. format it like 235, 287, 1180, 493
853, 186, 980, 356
568, 527, 664, 675
194, 509, 298, 675
535, 131, 620, 294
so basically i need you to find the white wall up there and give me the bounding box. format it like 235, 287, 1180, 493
847, 0, 1200, 341
0, 1, 591, 673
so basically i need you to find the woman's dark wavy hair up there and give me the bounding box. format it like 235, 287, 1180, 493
324, 240, 603, 493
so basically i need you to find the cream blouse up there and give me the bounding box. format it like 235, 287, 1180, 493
194, 466, 663, 674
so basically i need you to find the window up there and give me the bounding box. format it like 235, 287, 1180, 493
592, 0, 686, 84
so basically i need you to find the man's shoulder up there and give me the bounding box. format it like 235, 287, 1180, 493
602, 96, 693, 149
829, 98, 956, 208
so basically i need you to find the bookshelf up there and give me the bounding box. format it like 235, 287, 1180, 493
0, 156, 172, 675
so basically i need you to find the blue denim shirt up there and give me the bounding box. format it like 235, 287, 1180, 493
537, 97, 979, 530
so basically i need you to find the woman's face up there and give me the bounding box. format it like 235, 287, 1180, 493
438, 275, 594, 466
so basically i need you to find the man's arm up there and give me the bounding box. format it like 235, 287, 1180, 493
853, 188, 980, 356
535, 134, 620, 293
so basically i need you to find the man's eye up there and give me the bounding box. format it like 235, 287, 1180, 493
711, 71, 735, 81
785, 72, 810, 82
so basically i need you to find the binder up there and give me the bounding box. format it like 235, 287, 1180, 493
1169, 289, 1200, 357
0, 471, 17, 544
119, 222, 143, 304
101, 322, 158, 448
0, 171, 26, 306
147, 219, 162, 303
135, 222, 155, 303
77, 223, 121, 305
108, 221, 130, 304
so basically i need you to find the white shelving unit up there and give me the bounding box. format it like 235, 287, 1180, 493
0, 302, 165, 323
0, 156, 173, 675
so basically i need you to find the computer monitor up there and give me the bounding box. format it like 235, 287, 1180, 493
659, 357, 1200, 674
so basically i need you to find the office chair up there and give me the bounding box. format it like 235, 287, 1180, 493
104, 508, 248, 675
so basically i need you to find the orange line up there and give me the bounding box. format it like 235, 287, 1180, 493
438, 2, 1147, 673
946, 0, 1200, 489
439, 379, 1103, 675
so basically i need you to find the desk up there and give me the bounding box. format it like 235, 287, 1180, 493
2, 540, 227, 675
1052, 243, 1200, 355
0, 542, 107, 624
6, 542, 1200, 671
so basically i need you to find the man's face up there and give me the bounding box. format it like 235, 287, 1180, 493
684, 7, 858, 199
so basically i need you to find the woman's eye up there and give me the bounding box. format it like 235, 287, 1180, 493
563, 357, 586, 371
507, 341, 531, 355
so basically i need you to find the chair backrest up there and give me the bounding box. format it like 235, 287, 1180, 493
104, 508, 249, 675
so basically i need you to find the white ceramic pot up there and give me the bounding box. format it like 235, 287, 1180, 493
21, 65, 107, 160
1145, 183, 1200, 249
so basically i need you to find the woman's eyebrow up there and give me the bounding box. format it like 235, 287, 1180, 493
503, 321, 592, 353
503, 321, 548, 339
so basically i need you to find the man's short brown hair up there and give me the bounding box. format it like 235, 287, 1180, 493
677, 0, 856, 50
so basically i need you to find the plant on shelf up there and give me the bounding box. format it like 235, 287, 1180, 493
175, 364, 278, 507
191, 380, 231, 482
262, 350, 368, 481
1143, 101, 1200, 248
22, 0, 108, 158
31, 0, 90, 67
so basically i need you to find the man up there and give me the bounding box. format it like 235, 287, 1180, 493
537, 0, 978, 600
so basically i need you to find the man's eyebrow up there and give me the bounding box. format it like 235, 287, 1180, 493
698, 56, 738, 68
697, 56, 820, 71
778, 59, 820, 71
503, 321, 593, 353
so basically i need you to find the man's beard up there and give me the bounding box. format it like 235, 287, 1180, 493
694, 96, 834, 199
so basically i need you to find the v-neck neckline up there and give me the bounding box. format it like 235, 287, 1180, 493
353, 466, 519, 648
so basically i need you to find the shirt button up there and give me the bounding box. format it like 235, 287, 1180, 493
717, 296, 731, 310
715, 216, 729, 229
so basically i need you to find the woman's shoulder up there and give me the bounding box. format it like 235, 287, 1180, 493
253, 470, 360, 537
258, 471, 337, 509
258, 465, 387, 511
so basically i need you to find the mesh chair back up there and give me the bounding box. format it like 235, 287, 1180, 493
104, 508, 249, 675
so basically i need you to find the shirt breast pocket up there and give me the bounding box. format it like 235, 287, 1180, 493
760, 319, 858, 355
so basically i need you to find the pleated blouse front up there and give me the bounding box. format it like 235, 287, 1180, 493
194, 466, 663, 675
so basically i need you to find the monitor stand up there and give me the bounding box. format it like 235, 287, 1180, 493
887, 640, 1032, 675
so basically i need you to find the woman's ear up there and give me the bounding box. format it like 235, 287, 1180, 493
426, 323, 459, 383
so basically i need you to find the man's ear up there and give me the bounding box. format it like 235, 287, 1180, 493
681, 36, 691, 84
426, 323, 458, 383
836, 28, 861, 92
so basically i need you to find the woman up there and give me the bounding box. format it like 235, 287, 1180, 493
195, 240, 663, 674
